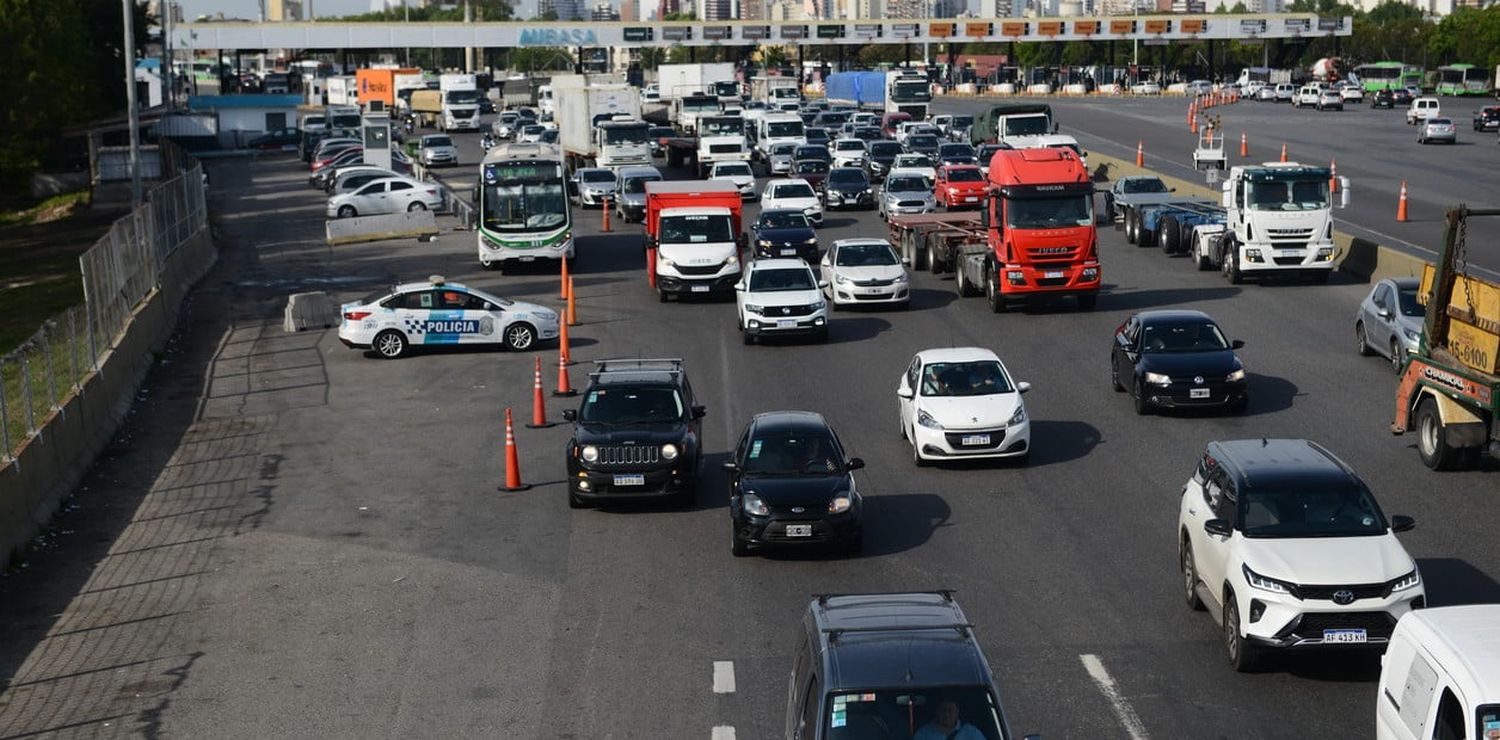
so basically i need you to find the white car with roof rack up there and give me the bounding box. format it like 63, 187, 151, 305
735, 258, 829, 344
338, 275, 559, 359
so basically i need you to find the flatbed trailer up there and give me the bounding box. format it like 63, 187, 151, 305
1125, 199, 1227, 255
887, 212, 1013, 298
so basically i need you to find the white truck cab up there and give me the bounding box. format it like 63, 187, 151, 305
755, 113, 807, 165
1191, 162, 1350, 284
655, 206, 742, 298
1375, 605, 1500, 740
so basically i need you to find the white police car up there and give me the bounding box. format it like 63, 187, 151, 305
338, 275, 559, 359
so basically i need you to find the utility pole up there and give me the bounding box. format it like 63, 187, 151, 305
123, 0, 143, 206
464, 0, 474, 73
160, 1, 173, 108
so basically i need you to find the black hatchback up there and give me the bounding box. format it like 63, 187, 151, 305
752, 208, 819, 261
726, 411, 864, 556
1111, 310, 1248, 415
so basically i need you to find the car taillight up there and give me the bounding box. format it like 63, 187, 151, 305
344, 311, 372, 320
426, 188, 438, 194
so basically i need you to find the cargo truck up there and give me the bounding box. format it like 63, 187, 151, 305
887, 147, 1103, 312
658, 63, 738, 103
644, 180, 746, 302
661, 115, 752, 177
826, 71, 888, 113
410, 89, 444, 128
1391, 206, 1500, 470
439, 73, 482, 132
355, 67, 419, 109
887, 71, 932, 120
751, 76, 800, 109
557, 84, 649, 171
672, 93, 723, 135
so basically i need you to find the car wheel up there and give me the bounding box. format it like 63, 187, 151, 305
407, 201, 427, 212
658, 288, 670, 303
1230, 397, 1249, 415
1181, 538, 1206, 611
1110, 357, 1124, 392
845, 531, 863, 556
1133, 378, 1153, 415
911, 428, 928, 467
338, 205, 357, 218
1224, 591, 1260, 672
741, 325, 755, 345
1355, 321, 1374, 356
504, 323, 536, 351
1390, 339, 1405, 373
373, 330, 407, 359
730, 522, 750, 557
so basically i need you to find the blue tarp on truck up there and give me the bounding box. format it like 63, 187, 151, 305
825, 71, 886, 110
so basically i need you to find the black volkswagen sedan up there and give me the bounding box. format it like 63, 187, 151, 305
1110, 310, 1248, 415
726, 411, 864, 557
822, 167, 875, 211
752, 208, 819, 261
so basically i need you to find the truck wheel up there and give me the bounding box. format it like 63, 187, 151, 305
1124, 208, 1138, 244
1416, 396, 1471, 471
985, 266, 1007, 313
1195, 238, 1214, 271
955, 263, 979, 297
1160, 216, 1182, 254
1223, 248, 1243, 285
927, 240, 943, 274
1077, 293, 1097, 311
1136, 213, 1156, 248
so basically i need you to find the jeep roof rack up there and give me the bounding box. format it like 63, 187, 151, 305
592, 358, 683, 373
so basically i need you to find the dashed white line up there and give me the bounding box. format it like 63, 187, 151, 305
713, 660, 737, 694
711, 726, 737, 740
1079, 653, 1150, 740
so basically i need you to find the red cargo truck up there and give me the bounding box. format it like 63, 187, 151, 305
645, 180, 746, 302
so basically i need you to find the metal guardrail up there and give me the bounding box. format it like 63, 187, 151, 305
410, 161, 476, 231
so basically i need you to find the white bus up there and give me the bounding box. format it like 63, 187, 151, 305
476, 143, 573, 271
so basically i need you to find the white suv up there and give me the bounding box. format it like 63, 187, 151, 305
735, 258, 829, 344
1177, 439, 1423, 672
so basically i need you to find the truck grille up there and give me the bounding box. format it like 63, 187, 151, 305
675, 264, 724, 276
1273, 256, 1306, 266
708, 144, 741, 154
1267, 228, 1314, 241
595, 444, 661, 466
1029, 246, 1077, 259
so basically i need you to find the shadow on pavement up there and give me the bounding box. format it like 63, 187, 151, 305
1418, 558, 1500, 607
1098, 286, 1243, 312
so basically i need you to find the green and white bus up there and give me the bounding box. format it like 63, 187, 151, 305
477, 143, 573, 271
1435, 64, 1492, 96
1355, 62, 1423, 92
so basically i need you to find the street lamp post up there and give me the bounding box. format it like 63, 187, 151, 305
122, 0, 142, 206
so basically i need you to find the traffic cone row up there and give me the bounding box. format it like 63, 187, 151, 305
1397, 181, 1409, 222
504, 271, 591, 489
566, 276, 578, 326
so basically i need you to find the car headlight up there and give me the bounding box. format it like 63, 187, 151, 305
581, 445, 599, 463
1226, 369, 1246, 382
1243, 564, 1296, 596
757, 239, 773, 248
1007, 405, 1027, 427
894, 273, 909, 283
827, 495, 852, 514
1388, 569, 1420, 593
803, 237, 818, 245
661, 443, 680, 461
742, 493, 770, 516
1145, 372, 1171, 386
1404, 329, 1421, 342
916, 409, 942, 430
744, 303, 764, 315
725, 254, 739, 266
811, 298, 826, 310
835, 275, 851, 285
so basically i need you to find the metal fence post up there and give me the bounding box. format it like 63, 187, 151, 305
41, 326, 59, 412
19, 351, 37, 434
68, 308, 80, 391
1, 358, 12, 460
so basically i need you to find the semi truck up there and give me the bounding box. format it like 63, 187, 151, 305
557, 84, 649, 171
826, 71, 888, 112
887, 147, 1102, 312
672, 93, 723, 135
438, 73, 482, 132
1391, 206, 1500, 470
1185, 162, 1350, 284
658, 63, 738, 103
751, 76, 800, 109
644, 180, 746, 302
661, 115, 752, 177
887, 71, 932, 120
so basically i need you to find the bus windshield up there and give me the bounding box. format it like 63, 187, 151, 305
483, 179, 568, 232
1006, 195, 1092, 228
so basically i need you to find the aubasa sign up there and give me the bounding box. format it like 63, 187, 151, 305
519, 28, 599, 46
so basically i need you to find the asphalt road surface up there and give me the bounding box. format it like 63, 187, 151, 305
931, 95, 1500, 277
1, 117, 1498, 740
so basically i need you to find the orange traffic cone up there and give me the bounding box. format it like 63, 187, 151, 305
646, 246, 658, 289
1239, 131, 1248, 158
602, 195, 611, 233
559, 256, 570, 300
566, 276, 578, 327
501, 407, 531, 491
526, 356, 553, 429
1135, 141, 1144, 167
1279, 143, 1288, 163
1190, 116, 1199, 134
557, 316, 572, 366
554, 351, 577, 397
1329, 159, 1338, 193
1397, 181, 1410, 222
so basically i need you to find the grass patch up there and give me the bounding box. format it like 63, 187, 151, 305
0, 192, 124, 356
1, 305, 93, 458
0, 190, 92, 228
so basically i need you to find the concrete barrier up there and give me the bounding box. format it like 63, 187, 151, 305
284, 291, 340, 332
324, 209, 440, 246
0, 229, 216, 566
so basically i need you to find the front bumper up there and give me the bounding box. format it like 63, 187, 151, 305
943, 192, 985, 209
830, 281, 909, 306
732, 509, 861, 548
884, 202, 935, 217
577, 190, 617, 207
1239, 244, 1337, 273
742, 312, 828, 337
617, 201, 647, 222
423, 153, 457, 166
912, 422, 1029, 461
1239, 586, 1423, 649
997, 263, 1102, 296
569, 463, 693, 501
1141, 378, 1248, 409
658, 273, 741, 296
755, 243, 819, 261
824, 191, 873, 210
478, 236, 575, 264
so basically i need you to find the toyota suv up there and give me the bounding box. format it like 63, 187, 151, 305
1177, 439, 1423, 672
562, 359, 706, 509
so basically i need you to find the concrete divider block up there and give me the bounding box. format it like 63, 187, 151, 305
324, 210, 439, 246
284, 292, 340, 332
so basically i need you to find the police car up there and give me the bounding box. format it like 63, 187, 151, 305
338, 275, 559, 359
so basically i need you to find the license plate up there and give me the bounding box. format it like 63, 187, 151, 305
1190, 388, 1211, 399
1044, 270, 1065, 279
1276, 250, 1301, 257
961, 434, 991, 446
519, 256, 536, 262
690, 284, 711, 293
861, 288, 885, 295
965, 196, 978, 202
613, 474, 646, 486
785, 524, 813, 537
1323, 629, 1367, 644
776, 319, 797, 328
780, 249, 797, 256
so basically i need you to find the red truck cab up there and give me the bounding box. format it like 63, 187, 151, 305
983, 147, 1100, 310
935, 164, 987, 210
645, 180, 746, 301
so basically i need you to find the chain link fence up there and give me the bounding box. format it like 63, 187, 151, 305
1, 155, 208, 462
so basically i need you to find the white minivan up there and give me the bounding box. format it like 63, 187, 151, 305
1375, 605, 1500, 740
1407, 97, 1441, 125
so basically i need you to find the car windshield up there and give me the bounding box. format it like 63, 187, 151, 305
1249, 179, 1330, 211
870, 142, 903, 157
829, 170, 866, 185
945, 169, 983, 183
823, 687, 1006, 740
660, 214, 733, 244
921, 360, 1012, 397
715, 163, 753, 177
952, 115, 974, 127
424, 136, 453, 148
796, 146, 829, 160
835, 140, 865, 151
622, 176, 660, 194
835, 243, 898, 267
773, 183, 816, 199
759, 211, 809, 229
749, 267, 816, 292
1006, 195, 1092, 228
896, 155, 932, 168
771, 143, 798, 157
742, 431, 842, 476
767, 120, 804, 138
578, 386, 683, 424
940, 144, 974, 157
794, 161, 828, 175
1139, 321, 1230, 353
909, 135, 939, 149
886, 176, 930, 193
1122, 178, 1169, 194
581, 170, 616, 183
1239, 485, 1389, 538
523, 125, 544, 135
1002, 116, 1050, 136
806, 130, 830, 142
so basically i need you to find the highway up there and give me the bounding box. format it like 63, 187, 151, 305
0, 112, 1497, 739
931, 95, 1500, 277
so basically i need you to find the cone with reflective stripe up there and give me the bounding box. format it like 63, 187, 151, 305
559, 256, 570, 300
566, 276, 578, 326
557, 314, 573, 366
1135, 141, 1144, 167
501, 408, 531, 491
1239, 131, 1248, 158
1397, 181, 1410, 222
526, 356, 553, 428
1190, 115, 1198, 134
554, 350, 577, 397
1329, 159, 1338, 193
1280, 143, 1288, 163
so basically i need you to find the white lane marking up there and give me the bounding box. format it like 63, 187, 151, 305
713, 660, 737, 694
711, 726, 736, 740
1079, 653, 1150, 740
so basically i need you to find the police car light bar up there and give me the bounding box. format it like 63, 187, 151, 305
429, 274, 447, 286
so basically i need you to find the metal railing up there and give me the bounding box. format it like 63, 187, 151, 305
2, 156, 208, 462
411, 161, 477, 230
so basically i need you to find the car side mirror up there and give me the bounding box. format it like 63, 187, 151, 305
1390, 514, 1416, 533
691, 405, 707, 419
1017, 381, 1031, 393
1204, 518, 1233, 538
818, 279, 830, 289
721, 460, 739, 472
897, 386, 914, 399
846, 457, 865, 471
562, 409, 577, 421
1231, 339, 1245, 349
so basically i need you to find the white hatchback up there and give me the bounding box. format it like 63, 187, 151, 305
897, 348, 1032, 465
820, 238, 910, 310
761, 178, 824, 226
735, 259, 829, 344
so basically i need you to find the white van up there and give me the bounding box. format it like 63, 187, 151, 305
1375, 605, 1500, 740
1294, 85, 1321, 108
1407, 97, 1441, 125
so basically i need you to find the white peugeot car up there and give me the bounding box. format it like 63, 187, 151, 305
1177, 439, 1423, 672
761, 178, 824, 226
338, 276, 560, 358
819, 238, 910, 310
709, 161, 758, 201
897, 348, 1032, 466
734, 258, 829, 345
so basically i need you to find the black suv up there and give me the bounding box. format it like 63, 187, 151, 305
726, 411, 863, 556
1372, 89, 1394, 109
785, 591, 1024, 740
563, 359, 705, 508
